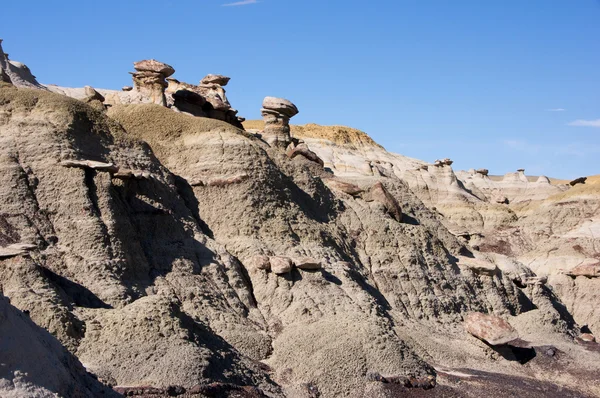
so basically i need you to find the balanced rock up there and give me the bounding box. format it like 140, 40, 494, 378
370, 182, 402, 222
200, 74, 231, 86
261, 96, 299, 147
464, 312, 518, 345
262, 96, 299, 118
131, 59, 174, 106
475, 168, 489, 176
133, 59, 175, 77
270, 256, 293, 274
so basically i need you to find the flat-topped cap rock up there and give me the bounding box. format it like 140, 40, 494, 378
200, 74, 231, 86
133, 59, 175, 77
262, 96, 299, 117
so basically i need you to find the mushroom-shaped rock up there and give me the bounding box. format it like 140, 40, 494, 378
286, 143, 324, 166
200, 74, 231, 86
370, 182, 403, 222
517, 168, 525, 173
270, 256, 293, 275
457, 256, 498, 276
464, 312, 518, 345
324, 179, 364, 196
122, 86, 133, 91
569, 177, 587, 186
292, 257, 322, 270
262, 96, 299, 118
133, 59, 175, 77
246, 255, 271, 271
475, 168, 489, 176
261, 97, 299, 148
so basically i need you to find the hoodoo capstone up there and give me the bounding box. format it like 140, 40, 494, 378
261, 96, 299, 147
131, 59, 174, 106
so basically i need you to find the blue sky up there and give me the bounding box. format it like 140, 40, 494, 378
2, 0, 599, 178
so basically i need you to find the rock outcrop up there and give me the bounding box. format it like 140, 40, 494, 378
130, 59, 174, 106
0, 294, 118, 397
3, 45, 600, 398
261, 96, 299, 147
0, 39, 45, 89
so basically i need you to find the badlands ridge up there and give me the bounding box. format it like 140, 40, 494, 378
1, 40, 599, 397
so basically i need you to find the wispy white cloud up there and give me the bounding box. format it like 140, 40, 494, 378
546, 108, 565, 112
567, 119, 600, 128
222, 0, 258, 6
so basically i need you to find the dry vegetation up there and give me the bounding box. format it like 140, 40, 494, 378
243, 120, 383, 148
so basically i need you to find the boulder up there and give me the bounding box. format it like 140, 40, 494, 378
292, 257, 322, 270
246, 255, 271, 271
83, 86, 105, 102
133, 59, 175, 77
270, 256, 293, 274
200, 74, 231, 86
566, 263, 600, 278
324, 179, 364, 196
475, 168, 489, 176
370, 182, 402, 222
122, 86, 133, 91
464, 312, 518, 345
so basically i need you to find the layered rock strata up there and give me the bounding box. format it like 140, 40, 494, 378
261, 96, 299, 147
